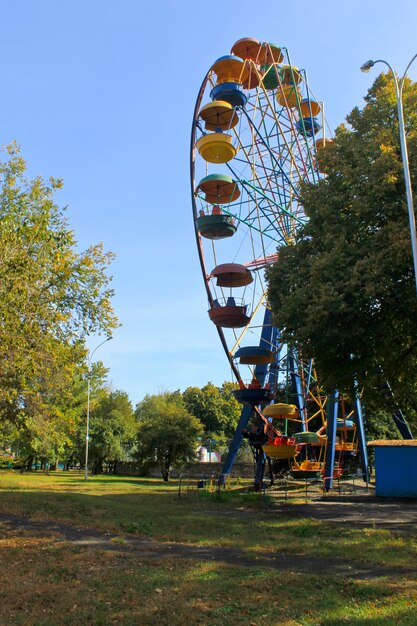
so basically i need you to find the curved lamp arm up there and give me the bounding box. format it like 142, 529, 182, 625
360, 55, 417, 296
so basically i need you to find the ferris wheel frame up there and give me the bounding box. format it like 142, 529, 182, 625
190, 39, 369, 490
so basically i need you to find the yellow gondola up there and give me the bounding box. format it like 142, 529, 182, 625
196, 133, 237, 164
211, 55, 249, 85
315, 137, 333, 150
199, 101, 239, 132
263, 403, 299, 419
276, 85, 302, 108
291, 460, 322, 479
263, 436, 299, 459
300, 99, 321, 118
279, 64, 302, 85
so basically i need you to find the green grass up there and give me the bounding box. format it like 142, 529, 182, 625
0, 470, 416, 625
1, 471, 415, 567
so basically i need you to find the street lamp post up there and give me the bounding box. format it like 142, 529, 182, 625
85, 336, 112, 481
361, 54, 417, 294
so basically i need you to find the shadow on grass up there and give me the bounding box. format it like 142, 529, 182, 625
1, 472, 416, 625
0, 535, 414, 626
1, 471, 417, 571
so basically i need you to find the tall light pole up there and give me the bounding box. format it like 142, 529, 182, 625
361, 54, 417, 294
85, 336, 112, 481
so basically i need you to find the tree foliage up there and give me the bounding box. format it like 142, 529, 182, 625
135, 392, 203, 481
267, 73, 417, 416
87, 390, 136, 474
182, 381, 241, 442
0, 144, 118, 432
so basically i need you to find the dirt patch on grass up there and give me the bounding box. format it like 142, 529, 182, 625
1, 535, 415, 626
0, 509, 415, 581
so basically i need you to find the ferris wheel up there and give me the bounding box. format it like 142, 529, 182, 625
190, 37, 368, 489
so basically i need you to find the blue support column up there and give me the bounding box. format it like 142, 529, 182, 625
253, 308, 274, 386
304, 359, 313, 405
353, 394, 369, 483
267, 325, 280, 391
323, 391, 339, 491
288, 351, 306, 431
219, 307, 275, 484
393, 411, 414, 439
219, 404, 254, 484
382, 378, 414, 439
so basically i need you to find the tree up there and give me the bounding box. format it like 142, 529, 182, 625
135, 392, 203, 481
87, 390, 136, 474
62, 360, 110, 470
182, 381, 241, 443
267, 73, 417, 420
0, 144, 118, 433
13, 410, 74, 471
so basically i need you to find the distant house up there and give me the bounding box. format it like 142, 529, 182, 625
196, 446, 221, 463
0, 451, 13, 468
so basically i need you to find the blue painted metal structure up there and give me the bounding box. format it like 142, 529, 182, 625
219, 403, 254, 485
381, 377, 413, 439
353, 393, 369, 483
373, 443, 417, 497
323, 391, 339, 491
288, 352, 307, 432
393, 411, 414, 439
220, 307, 275, 486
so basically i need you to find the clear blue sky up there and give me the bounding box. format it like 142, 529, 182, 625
1, 0, 416, 406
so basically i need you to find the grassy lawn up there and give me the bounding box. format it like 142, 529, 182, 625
0, 471, 416, 625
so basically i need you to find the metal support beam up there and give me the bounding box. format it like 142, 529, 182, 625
352, 394, 369, 484
288, 352, 306, 431
393, 411, 414, 439
383, 378, 414, 439
323, 391, 339, 491
219, 307, 275, 484
219, 403, 254, 485
253, 308, 274, 386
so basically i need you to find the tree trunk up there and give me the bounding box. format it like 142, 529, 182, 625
93, 458, 104, 475
26, 455, 34, 471
161, 464, 170, 482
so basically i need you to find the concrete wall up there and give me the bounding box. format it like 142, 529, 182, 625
115, 460, 254, 479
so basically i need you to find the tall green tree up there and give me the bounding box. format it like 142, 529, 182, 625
267, 74, 417, 418
0, 144, 118, 431
182, 381, 241, 443
135, 392, 203, 481
87, 390, 136, 474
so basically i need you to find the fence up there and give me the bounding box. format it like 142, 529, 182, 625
177, 470, 372, 501
269, 473, 372, 503
177, 473, 254, 497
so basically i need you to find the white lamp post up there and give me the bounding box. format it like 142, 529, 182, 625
85, 336, 112, 481
361, 55, 417, 294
